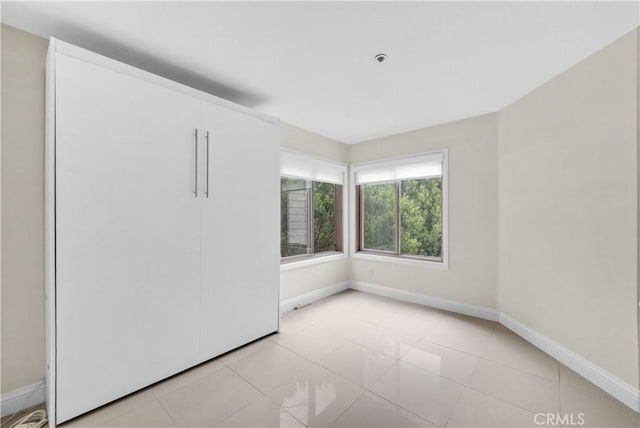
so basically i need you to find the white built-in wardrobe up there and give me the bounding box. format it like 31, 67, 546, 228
45, 38, 280, 425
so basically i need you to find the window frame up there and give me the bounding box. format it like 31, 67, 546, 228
350, 149, 449, 269
280, 151, 348, 270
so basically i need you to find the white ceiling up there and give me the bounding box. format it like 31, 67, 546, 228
2, 1, 639, 143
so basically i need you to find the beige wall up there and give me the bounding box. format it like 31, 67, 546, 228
280, 122, 348, 163
498, 29, 639, 387
1, 24, 48, 393
280, 259, 349, 301
279, 122, 350, 301
348, 114, 499, 309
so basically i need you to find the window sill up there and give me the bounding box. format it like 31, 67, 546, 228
351, 251, 448, 269
280, 252, 347, 271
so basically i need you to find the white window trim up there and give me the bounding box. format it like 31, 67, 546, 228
280, 150, 348, 269
280, 252, 347, 271
349, 149, 449, 269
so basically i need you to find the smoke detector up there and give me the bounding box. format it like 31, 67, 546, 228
374, 53, 388, 63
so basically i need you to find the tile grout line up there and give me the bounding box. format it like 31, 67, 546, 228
273, 325, 349, 363
442, 385, 466, 428
557, 361, 562, 417
91, 394, 167, 428
148, 361, 227, 401
67, 391, 157, 428
458, 326, 562, 417
213, 388, 305, 428
208, 367, 290, 428
398, 353, 480, 386
151, 365, 266, 428
322, 386, 368, 427
474, 355, 561, 383
217, 337, 277, 368
462, 382, 553, 417
316, 342, 399, 388
152, 394, 179, 428
223, 359, 275, 397
360, 336, 465, 427
364, 389, 436, 427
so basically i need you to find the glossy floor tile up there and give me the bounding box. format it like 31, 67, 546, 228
401, 339, 479, 385
274, 325, 348, 362
54, 290, 638, 428
278, 316, 313, 335
309, 313, 377, 342
424, 322, 491, 357
446, 388, 540, 428
62, 391, 157, 427
266, 364, 364, 427
559, 383, 640, 427
351, 324, 421, 359
227, 342, 315, 394
370, 361, 464, 426
157, 367, 262, 427
318, 341, 397, 388
217, 336, 274, 366
481, 327, 559, 381
558, 364, 608, 396
150, 359, 225, 398
438, 314, 496, 337
379, 305, 444, 338
215, 396, 305, 428
100, 400, 175, 428
467, 359, 560, 414
313, 291, 404, 323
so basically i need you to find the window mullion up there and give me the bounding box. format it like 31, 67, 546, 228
357, 185, 363, 252
334, 184, 343, 252
308, 180, 314, 255
396, 180, 401, 256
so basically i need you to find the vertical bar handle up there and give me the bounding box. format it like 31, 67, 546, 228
194, 129, 198, 197
205, 131, 210, 198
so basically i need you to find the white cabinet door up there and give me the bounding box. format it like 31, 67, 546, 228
199, 103, 280, 359
55, 54, 202, 422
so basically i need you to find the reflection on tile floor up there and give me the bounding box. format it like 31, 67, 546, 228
15, 290, 638, 428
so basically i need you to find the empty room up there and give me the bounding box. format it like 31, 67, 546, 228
2, 1, 640, 427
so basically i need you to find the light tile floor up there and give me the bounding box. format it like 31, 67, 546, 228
13, 290, 637, 428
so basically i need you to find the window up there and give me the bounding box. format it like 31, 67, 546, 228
281, 178, 343, 258
280, 151, 346, 263
353, 151, 447, 264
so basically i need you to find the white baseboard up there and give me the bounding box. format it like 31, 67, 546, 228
348, 281, 499, 321
500, 313, 640, 412
280, 281, 350, 315
0, 380, 45, 416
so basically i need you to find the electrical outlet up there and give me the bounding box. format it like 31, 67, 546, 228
368, 268, 374, 278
